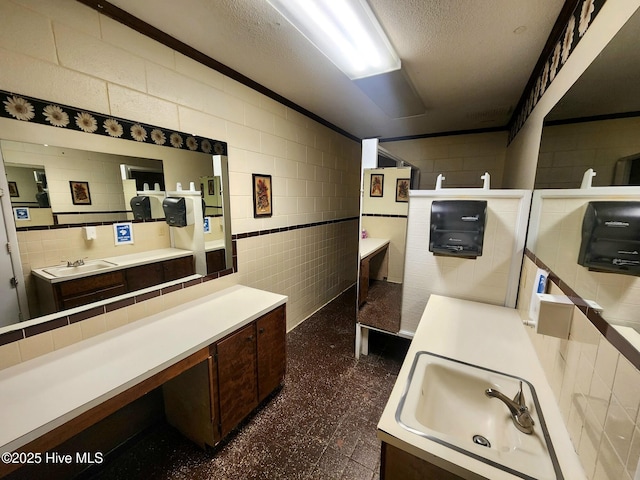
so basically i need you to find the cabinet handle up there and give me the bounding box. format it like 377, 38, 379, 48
247, 335, 254, 342
258, 328, 265, 334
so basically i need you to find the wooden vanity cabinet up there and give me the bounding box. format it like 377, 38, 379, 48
162, 256, 194, 282
54, 271, 127, 310
125, 262, 164, 291
163, 304, 286, 448
381, 442, 465, 480
43, 256, 195, 313
125, 256, 194, 290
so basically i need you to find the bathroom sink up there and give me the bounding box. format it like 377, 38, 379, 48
43, 260, 118, 278
396, 351, 563, 480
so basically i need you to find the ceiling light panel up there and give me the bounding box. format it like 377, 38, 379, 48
266, 0, 400, 79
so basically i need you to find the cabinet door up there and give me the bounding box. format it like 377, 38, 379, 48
125, 262, 164, 291
163, 256, 194, 282
216, 323, 258, 437
256, 305, 286, 403
206, 249, 226, 274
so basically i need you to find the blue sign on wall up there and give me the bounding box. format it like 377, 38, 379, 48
203, 216, 211, 234
113, 222, 134, 245
13, 207, 30, 221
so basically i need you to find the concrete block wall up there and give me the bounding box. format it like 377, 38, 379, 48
0, 0, 360, 364
381, 131, 508, 189
537, 117, 640, 189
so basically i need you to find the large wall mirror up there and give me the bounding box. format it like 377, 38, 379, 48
0, 90, 232, 328
356, 139, 417, 337
529, 7, 640, 361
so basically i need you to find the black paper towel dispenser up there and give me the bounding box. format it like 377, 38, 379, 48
162, 197, 188, 227
130, 196, 151, 221
429, 200, 487, 258
578, 201, 640, 276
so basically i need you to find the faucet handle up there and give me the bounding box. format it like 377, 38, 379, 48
513, 380, 526, 409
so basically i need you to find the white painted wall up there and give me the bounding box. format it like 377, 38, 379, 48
401, 189, 530, 333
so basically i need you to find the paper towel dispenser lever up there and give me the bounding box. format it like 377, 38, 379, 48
130, 196, 151, 221
162, 197, 189, 227
578, 201, 640, 276
429, 200, 487, 258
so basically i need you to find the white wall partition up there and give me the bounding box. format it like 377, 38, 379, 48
401, 189, 531, 334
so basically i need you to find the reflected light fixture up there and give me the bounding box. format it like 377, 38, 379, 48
266, 0, 400, 79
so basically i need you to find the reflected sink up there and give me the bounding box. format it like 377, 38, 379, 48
396, 351, 563, 480
43, 260, 118, 278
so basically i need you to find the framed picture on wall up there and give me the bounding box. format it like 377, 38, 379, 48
252, 173, 272, 217
69, 180, 91, 205
8, 181, 19, 197
208, 179, 215, 195
370, 174, 384, 197
396, 178, 410, 202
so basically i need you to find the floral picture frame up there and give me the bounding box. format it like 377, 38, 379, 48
252, 174, 272, 217
396, 178, 410, 202
69, 181, 91, 205
370, 174, 384, 197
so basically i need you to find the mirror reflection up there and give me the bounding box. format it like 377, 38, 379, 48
530, 7, 640, 353
357, 142, 414, 334
535, 7, 640, 189
2, 141, 166, 226
0, 104, 230, 327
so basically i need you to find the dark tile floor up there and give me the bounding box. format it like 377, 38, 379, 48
91, 288, 410, 480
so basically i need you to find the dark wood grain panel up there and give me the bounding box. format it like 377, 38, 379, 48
381, 442, 466, 480
256, 305, 286, 402
162, 256, 195, 282
216, 323, 258, 437
125, 262, 164, 291
56, 271, 125, 297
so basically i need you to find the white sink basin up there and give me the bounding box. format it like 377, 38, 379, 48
43, 260, 118, 278
396, 351, 563, 480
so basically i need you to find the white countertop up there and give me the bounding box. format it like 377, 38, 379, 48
31, 248, 194, 283
359, 237, 390, 260
205, 239, 225, 252
377, 295, 586, 479
0, 285, 287, 453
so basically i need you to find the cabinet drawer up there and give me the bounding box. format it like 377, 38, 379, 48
57, 271, 126, 297
61, 284, 127, 310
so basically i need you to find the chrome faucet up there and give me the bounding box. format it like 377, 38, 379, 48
485, 381, 535, 434
66, 258, 86, 267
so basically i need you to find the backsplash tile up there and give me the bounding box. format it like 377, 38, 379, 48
519, 255, 640, 480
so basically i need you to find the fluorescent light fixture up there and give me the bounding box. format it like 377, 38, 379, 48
266, 0, 400, 79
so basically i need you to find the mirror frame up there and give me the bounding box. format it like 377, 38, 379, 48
0, 88, 235, 333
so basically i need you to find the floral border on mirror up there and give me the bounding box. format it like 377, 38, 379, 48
508, 0, 606, 142
0, 89, 227, 156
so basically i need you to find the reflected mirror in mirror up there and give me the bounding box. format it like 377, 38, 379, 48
358, 165, 411, 334
531, 6, 640, 362
2, 140, 165, 226
536, 7, 640, 189
0, 138, 230, 328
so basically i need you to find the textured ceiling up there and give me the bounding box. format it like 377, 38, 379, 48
106, 0, 566, 140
